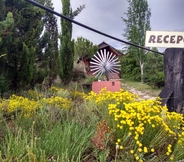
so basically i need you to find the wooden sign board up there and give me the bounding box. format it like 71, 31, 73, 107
145, 31, 184, 48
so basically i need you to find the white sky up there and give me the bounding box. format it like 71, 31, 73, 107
52, 0, 184, 51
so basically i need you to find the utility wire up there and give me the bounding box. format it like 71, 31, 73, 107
25, 0, 164, 55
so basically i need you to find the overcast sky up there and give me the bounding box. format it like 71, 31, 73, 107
52, 0, 184, 51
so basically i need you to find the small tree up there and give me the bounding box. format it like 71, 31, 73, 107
74, 36, 98, 61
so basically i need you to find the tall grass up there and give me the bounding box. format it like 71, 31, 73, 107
0, 86, 184, 161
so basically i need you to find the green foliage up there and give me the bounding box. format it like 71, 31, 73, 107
121, 53, 141, 81
144, 52, 165, 88
39, 0, 59, 87
38, 119, 94, 161
0, 0, 6, 21
0, 12, 14, 37
19, 43, 35, 87
0, 0, 45, 91
122, 0, 151, 83
0, 74, 8, 95
59, 0, 74, 84
1, 87, 184, 161
59, 0, 85, 84
74, 36, 98, 61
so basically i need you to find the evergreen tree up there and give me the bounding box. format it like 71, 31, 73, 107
4, 0, 45, 90
122, 0, 151, 83
59, 0, 74, 84
0, 0, 14, 94
0, 0, 6, 22
59, 0, 85, 84
36, 0, 59, 88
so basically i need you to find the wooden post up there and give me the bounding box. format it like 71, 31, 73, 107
159, 48, 184, 113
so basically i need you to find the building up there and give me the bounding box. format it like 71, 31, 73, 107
77, 41, 124, 79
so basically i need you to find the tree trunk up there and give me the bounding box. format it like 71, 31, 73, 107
140, 61, 144, 83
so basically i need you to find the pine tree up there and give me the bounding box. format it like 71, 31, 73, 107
0, 0, 6, 22
59, 0, 74, 84
0, 0, 14, 94
38, 0, 59, 87
4, 0, 45, 90
122, 0, 151, 83
59, 0, 85, 84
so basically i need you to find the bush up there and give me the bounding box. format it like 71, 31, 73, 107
1, 87, 184, 161
0, 74, 8, 96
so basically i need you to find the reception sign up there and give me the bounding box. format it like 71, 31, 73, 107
145, 31, 184, 48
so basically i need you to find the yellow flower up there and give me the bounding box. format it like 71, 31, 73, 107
135, 156, 139, 160
143, 147, 148, 153
130, 150, 134, 154
151, 148, 155, 152
139, 160, 143, 162
138, 148, 142, 152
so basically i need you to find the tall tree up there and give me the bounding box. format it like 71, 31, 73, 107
0, 11, 14, 60
0, 5, 14, 95
37, 0, 59, 88
4, 0, 45, 91
122, 0, 151, 83
59, 0, 85, 84
0, 0, 6, 22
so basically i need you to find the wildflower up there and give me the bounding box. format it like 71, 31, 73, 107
151, 148, 155, 152
143, 147, 148, 153
138, 148, 142, 152
130, 150, 134, 154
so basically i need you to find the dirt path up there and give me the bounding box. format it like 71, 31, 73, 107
122, 83, 156, 100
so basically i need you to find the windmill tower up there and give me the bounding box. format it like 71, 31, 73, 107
90, 49, 121, 93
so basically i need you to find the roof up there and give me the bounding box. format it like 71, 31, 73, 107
98, 41, 124, 57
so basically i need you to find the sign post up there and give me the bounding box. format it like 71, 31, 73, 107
145, 31, 184, 113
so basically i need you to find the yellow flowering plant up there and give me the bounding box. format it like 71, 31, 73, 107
0, 89, 72, 118
85, 88, 184, 161
0, 95, 38, 117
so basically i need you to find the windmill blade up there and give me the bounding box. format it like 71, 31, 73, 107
90, 49, 121, 80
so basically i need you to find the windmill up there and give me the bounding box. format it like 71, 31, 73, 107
90, 49, 121, 81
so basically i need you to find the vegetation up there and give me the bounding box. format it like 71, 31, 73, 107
0, 86, 184, 161
59, 0, 74, 84
36, 0, 59, 88
144, 50, 165, 88
74, 36, 98, 61
59, 0, 85, 84
0, 1, 171, 160
121, 0, 164, 88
